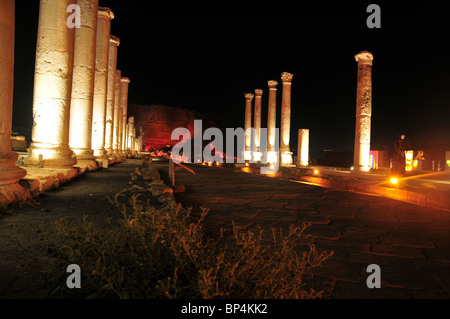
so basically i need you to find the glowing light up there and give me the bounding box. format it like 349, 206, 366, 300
245, 163, 249, 167
390, 177, 398, 185
252, 152, 262, 162
405, 150, 414, 172
281, 152, 293, 165
266, 151, 278, 164
244, 151, 252, 161
314, 169, 319, 175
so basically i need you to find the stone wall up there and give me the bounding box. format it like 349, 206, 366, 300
128, 104, 218, 151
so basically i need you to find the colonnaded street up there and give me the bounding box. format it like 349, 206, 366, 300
2, 158, 450, 298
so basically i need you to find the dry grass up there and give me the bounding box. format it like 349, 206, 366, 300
41, 190, 333, 299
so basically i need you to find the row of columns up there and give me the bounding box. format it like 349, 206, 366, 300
244, 72, 296, 166
244, 52, 373, 171
0, 0, 139, 187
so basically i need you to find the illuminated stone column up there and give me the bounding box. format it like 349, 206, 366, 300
105, 35, 119, 156
69, 0, 98, 161
243, 93, 254, 161
91, 7, 113, 158
25, 0, 77, 168
280, 72, 293, 165
113, 69, 121, 155
266, 80, 278, 163
252, 89, 263, 162
127, 116, 135, 155
296, 129, 309, 167
353, 51, 374, 172
120, 77, 130, 154
0, 0, 27, 184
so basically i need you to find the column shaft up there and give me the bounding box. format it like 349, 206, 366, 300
266, 80, 278, 164
105, 35, 119, 155
91, 7, 113, 158
244, 93, 253, 161
69, 0, 98, 160
280, 72, 293, 165
113, 69, 121, 153
353, 51, 374, 172
253, 89, 263, 161
25, 0, 77, 168
297, 129, 309, 167
120, 77, 130, 154
0, 0, 27, 184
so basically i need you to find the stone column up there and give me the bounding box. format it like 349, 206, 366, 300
105, 35, 119, 156
252, 89, 263, 162
280, 72, 293, 165
69, 0, 98, 162
120, 77, 130, 154
296, 129, 309, 167
243, 93, 254, 161
266, 80, 278, 163
113, 69, 121, 155
353, 51, 374, 172
25, 0, 77, 168
91, 7, 113, 158
127, 116, 135, 155
0, 0, 27, 185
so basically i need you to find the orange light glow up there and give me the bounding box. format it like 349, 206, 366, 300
245, 163, 249, 167
390, 177, 398, 185
314, 169, 319, 175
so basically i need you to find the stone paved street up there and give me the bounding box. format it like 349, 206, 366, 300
156, 161, 450, 299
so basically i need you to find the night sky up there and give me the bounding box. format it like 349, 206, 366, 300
12, 1, 450, 156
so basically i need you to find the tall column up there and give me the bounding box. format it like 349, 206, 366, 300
120, 77, 130, 154
105, 35, 119, 156
296, 129, 309, 167
353, 51, 374, 172
280, 72, 293, 165
127, 116, 135, 155
0, 0, 27, 184
243, 93, 254, 161
252, 89, 263, 162
69, 0, 98, 161
113, 69, 121, 155
91, 7, 113, 158
266, 80, 278, 163
25, 0, 77, 168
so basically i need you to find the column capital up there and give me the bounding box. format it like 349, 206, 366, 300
281, 72, 293, 83
121, 77, 131, 84
98, 7, 114, 21
245, 93, 254, 101
355, 51, 373, 65
110, 35, 120, 46
255, 89, 263, 97
268, 80, 278, 88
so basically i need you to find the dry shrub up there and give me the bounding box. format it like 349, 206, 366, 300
42, 191, 333, 299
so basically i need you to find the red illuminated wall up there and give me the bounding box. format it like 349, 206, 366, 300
128, 104, 217, 151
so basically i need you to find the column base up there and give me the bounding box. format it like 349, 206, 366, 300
243, 151, 252, 161
266, 151, 278, 164
72, 148, 96, 161
0, 151, 27, 185
281, 151, 293, 166
24, 143, 77, 168
252, 151, 263, 162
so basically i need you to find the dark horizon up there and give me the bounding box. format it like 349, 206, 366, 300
12, 1, 450, 155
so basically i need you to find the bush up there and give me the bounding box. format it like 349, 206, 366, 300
41, 190, 333, 299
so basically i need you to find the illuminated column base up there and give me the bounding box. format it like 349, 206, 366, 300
244, 151, 252, 161
281, 152, 293, 166
266, 151, 278, 164
252, 151, 262, 162
26, 144, 76, 168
